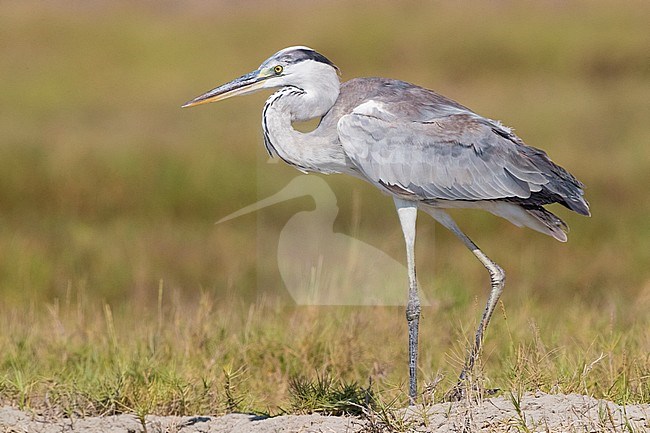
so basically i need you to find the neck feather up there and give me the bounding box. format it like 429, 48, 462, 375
262, 85, 352, 175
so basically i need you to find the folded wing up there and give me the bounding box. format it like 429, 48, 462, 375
337, 99, 589, 217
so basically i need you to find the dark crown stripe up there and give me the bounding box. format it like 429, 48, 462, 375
293, 49, 336, 68
275, 48, 337, 70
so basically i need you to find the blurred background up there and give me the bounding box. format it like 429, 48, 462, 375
1, 1, 648, 326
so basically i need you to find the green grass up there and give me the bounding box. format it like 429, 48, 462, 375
0, 287, 647, 416
1, 0, 649, 417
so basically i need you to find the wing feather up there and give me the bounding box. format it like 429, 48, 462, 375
338, 102, 576, 206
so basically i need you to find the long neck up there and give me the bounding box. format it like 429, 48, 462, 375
262, 86, 352, 175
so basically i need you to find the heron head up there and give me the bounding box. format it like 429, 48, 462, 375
182, 46, 340, 108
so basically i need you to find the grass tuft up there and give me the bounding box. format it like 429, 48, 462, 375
287, 372, 371, 416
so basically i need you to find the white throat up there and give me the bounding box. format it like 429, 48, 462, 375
282, 60, 340, 120
260, 62, 349, 174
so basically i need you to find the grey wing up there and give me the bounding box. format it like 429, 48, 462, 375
337, 100, 589, 214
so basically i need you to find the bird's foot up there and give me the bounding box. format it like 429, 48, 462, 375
443, 381, 499, 402
443, 384, 466, 402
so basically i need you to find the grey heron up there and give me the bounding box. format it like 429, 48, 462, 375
182, 46, 590, 402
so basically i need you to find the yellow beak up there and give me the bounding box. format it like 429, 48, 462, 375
182, 69, 268, 108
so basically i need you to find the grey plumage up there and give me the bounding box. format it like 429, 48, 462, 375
332, 77, 589, 241
183, 46, 590, 402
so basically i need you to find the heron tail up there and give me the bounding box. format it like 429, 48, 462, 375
523, 205, 569, 242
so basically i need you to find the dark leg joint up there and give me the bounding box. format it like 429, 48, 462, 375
490, 264, 505, 286
406, 298, 421, 322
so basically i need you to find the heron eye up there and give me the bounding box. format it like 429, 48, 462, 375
273, 65, 283, 75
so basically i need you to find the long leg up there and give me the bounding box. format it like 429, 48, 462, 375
394, 198, 420, 404
424, 208, 505, 399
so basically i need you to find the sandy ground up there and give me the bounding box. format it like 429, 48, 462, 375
1, 392, 648, 432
